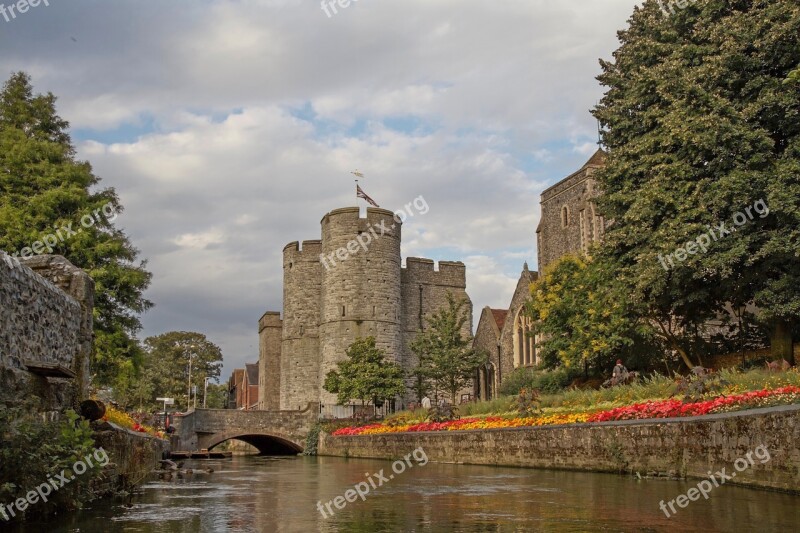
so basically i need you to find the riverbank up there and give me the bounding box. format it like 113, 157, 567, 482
319, 404, 800, 493
92, 422, 169, 494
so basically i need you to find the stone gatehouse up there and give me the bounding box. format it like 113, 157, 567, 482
258, 206, 473, 413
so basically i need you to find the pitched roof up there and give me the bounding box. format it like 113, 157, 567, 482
491, 309, 508, 331
582, 148, 607, 168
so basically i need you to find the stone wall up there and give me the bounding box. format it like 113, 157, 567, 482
93, 425, 169, 493
172, 403, 318, 452
319, 405, 800, 493
0, 253, 94, 410
400, 258, 472, 402
319, 208, 403, 407
258, 206, 474, 412
258, 312, 282, 410
472, 307, 501, 392
498, 266, 537, 386
537, 152, 605, 271
280, 240, 323, 410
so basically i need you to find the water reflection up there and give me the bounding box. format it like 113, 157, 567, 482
9, 454, 800, 532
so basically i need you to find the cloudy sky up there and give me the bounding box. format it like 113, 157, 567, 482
1, 0, 641, 378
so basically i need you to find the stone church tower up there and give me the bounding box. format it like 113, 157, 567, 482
259, 206, 472, 413
472, 149, 606, 399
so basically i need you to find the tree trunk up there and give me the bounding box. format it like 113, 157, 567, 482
769, 318, 794, 365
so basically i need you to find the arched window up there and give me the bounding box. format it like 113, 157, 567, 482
590, 204, 600, 242
561, 205, 570, 228
512, 309, 537, 368
484, 363, 495, 400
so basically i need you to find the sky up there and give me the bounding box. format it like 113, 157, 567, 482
0, 0, 642, 379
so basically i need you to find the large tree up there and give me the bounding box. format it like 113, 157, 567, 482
526, 254, 660, 375
134, 331, 224, 411
411, 293, 485, 404
593, 0, 800, 365
0, 72, 153, 384
323, 337, 406, 408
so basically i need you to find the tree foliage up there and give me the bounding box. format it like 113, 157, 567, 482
526, 254, 659, 374
0, 72, 153, 385
592, 0, 800, 364
115, 331, 223, 411
323, 337, 406, 407
411, 293, 485, 403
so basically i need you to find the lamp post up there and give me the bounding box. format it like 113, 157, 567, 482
203, 377, 213, 408
186, 345, 197, 411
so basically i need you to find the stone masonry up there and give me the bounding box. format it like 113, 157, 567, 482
536, 149, 606, 271
472, 151, 606, 399
259, 206, 472, 412
320, 404, 800, 494
0, 253, 94, 410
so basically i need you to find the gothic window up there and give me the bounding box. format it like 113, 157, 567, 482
561, 205, 570, 228
513, 309, 537, 368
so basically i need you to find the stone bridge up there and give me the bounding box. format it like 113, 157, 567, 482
172, 403, 319, 455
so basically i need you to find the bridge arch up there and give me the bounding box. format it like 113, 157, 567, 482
199, 430, 303, 455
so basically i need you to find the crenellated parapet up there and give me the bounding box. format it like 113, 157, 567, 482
259, 204, 473, 412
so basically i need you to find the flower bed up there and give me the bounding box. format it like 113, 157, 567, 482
331, 386, 800, 436
102, 405, 166, 439
587, 386, 800, 422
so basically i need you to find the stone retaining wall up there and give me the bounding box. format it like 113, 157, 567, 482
319, 405, 800, 493
0, 253, 94, 410
93, 425, 169, 494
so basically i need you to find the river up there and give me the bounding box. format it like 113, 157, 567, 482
10, 454, 800, 532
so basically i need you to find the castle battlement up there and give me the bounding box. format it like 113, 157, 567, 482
259, 205, 472, 412
259, 311, 282, 332
283, 240, 323, 258
402, 258, 467, 288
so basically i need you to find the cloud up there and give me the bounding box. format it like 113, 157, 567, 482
0, 0, 640, 376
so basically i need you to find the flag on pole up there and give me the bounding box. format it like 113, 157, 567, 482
356, 184, 380, 208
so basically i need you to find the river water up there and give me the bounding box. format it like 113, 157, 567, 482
11, 454, 800, 532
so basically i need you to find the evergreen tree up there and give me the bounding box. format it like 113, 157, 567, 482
593, 1, 800, 365
0, 72, 153, 384
411, 293, 485, 404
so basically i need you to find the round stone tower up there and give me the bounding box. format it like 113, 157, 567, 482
280, 240, 322, 410
318, 207, 403, 406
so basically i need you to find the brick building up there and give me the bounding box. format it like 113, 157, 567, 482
227, 364, 259, 410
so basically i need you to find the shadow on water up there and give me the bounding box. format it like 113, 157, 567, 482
6, 455, 800, 532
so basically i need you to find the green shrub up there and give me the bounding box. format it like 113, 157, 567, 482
459, 396, 515, 417
499, 367, 574, 396
0, 407, 104, 522
303, 423, 321, 456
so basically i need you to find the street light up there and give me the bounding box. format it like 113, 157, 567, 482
186, 344, 198, 411
203, 377, 213, 408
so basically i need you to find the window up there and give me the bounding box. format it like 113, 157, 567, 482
512, 309, 537, 368
341, 305, 346, 317
579, 209, 587, 252
561, 205, 570, 228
